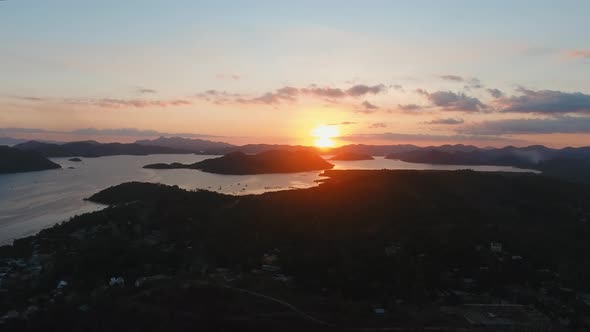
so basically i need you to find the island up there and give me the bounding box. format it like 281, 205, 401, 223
144, 150, 334, 174
68, 158, 82, 162
329, 152, 374, 161
386, 147, 590, 184
2, 170, 590, 330
0, 146, 61, 174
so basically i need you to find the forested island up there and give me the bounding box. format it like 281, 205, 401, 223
387, 147, 590, 184
144, 150, 334, 174
0, 146, 61, 174
2, 170, 590, 330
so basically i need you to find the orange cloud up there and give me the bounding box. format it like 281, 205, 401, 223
564, 50, 590, 59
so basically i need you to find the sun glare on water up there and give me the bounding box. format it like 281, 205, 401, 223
311, 125, 339, 148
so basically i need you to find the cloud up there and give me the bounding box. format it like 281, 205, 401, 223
0, 127, 50, 135
497, 88, 590, 114
68, 98, 192, 108
0, 127, 217, 139
356, 101, 379, 114
369, 122, 387, 129
216, 74, 241, 80
487, 88, 504, 98
419, 90, 486, 112
564, 50, 590, 59
397, 103, 423, 111
439, 75, 464, 82
464, 78, 483, 89
197, 83, 386, 105
361, 100, 379, 109
438, 76, 482, 89
301, 84, 386, 99
345, 84, 386, 96
236, 92, 291, 105
10, 95, 191, 108
356, 109, 377, 114
458, 116, 590, 135
70, 128, 216, 138
327, 121, 356, 126
300, 86, 346, 99
137, 88, 157, 94
7, 95, 47, 101
425, 118, 464, 125
390, 84, 404, 91
415, 88, 428, 96
196, 90, 243, 104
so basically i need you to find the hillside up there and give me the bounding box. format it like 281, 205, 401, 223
0, 146, 61, 173
145, 150, 334, 174
2, 170, 590, 329
386, 146, 590, 183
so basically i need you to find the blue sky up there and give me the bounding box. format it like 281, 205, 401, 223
1, 1, 589, 147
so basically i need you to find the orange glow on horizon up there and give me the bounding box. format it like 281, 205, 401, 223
311, 125, 339, 148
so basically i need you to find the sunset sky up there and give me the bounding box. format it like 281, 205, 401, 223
1, 1, 589, 147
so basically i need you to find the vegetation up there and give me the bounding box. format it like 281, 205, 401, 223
144, 150, 334, 174
387, 146, 590, 184
0, 146, 61, 173
2, 170, 590, 329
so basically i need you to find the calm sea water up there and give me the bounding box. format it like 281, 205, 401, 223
0, 155, 537, 244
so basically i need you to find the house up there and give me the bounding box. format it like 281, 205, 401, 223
109, 276, 125, 287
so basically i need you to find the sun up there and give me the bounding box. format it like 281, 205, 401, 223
311, 125, 339, 148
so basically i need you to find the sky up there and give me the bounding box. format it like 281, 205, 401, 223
1, 0, 590, 147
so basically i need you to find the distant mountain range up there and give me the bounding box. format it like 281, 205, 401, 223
135, 136, 235, 154
7, 136, 590, 183
386, 145, 590, 184
0, 137, 29, 146
386, 145, 590, 167
0, 137, 63, 147
135, 137, 321, 155
13, 140, 187, 157
0, 146, 61, 173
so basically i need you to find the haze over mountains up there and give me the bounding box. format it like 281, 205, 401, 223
135, 136, 234, 154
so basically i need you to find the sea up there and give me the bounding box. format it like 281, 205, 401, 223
0, 155, 538, 244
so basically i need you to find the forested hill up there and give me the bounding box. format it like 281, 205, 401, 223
0, 146, 61, 173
